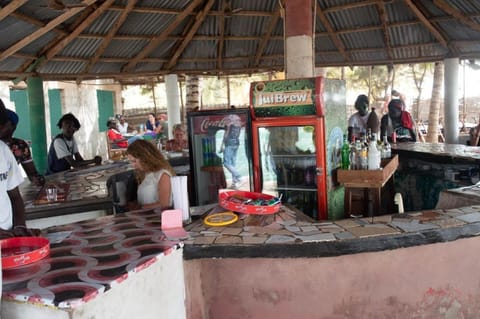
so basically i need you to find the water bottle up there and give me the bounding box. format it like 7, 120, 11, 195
368, 133, 381, 170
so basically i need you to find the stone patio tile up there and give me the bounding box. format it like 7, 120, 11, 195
372, 215, 392, 223
200, 230, 221, 236
390, 220, 439, 232
443, 208, 468, 217
297, 221, 315, 226
295, 233, 336, 242
334, 231, 356, 240
264, 222, 284, 230
459, 207, 480, 214
277, 219, 297, 226
292, 230, 322, 236
238, 232, 255, 237
265, 235, 296, 244
244, 226, 292, 235
285, 225, 301, 232
334, 219, 359, 229
242, 236, 268, 244
193, 236, 216, 245
221, 227, 243, 235
430, 218, 465, 228
214, 235, 243, 244
348, 224, 400, 238
300, 226, 318, 232
455, 212, 480, 223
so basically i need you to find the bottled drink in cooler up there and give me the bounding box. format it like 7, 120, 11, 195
341, 134, 350, 169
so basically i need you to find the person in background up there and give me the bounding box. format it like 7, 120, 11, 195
47, 113, 102, 174
0, 99, 39, 238
380, 99, 417, 142
0, 109, 45, 186
126, 140, 176, 211
220, 114, 242, 188
165, 124, 188, 152
158, 113, 168, 139
107, 119, 141, 148
145, 113, 161, 138
348, 94, 370, 142
116, 115, 129, 135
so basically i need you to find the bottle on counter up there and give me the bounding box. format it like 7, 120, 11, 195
341, 134, 350, 170
351, 137, 362, 170
381, 134, 391, 159
368, 133, 381, 170
367, 107, 379, 136
360, 134, 368, 170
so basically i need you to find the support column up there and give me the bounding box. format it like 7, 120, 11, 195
444, 58, 459, 144
26, 77, 48, 174
284, 0, 314, 79
185, 75, 200, 112
165, 74, 181, 140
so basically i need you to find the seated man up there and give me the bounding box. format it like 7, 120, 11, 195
0, 109, 45, 186
107, 119, 141, 149
47, 113, 102, 174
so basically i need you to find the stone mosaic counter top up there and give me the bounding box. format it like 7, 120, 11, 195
2, 210, 182, 309
392, 142, 480, 164
183, 204, 480, 259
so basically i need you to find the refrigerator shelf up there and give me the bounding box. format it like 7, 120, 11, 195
273, 186, 318, 192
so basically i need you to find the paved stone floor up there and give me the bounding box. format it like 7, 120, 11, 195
182, 204, 478, 246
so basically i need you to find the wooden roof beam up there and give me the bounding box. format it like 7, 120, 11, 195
165, 0, 216, 71
375, 1, 392, 60
46, 0, 114, 60
315, 1, 349, 62
0, 0, 28, 22
0, 0, 97, 62
84, 0, 138, 73
254, 3, 281, 67
123, 0, 203, 72
433, 0, 480, 33
404, 0, 448, 48
217, 0, 226, 70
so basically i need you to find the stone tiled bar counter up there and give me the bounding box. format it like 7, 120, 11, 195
183, 205, 480, 319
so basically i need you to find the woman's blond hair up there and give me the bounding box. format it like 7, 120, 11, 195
126, 140, 175, 183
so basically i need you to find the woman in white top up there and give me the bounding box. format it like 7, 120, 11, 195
126, 139, 175, 210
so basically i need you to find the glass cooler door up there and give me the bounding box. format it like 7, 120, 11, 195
252, 118, 326, 219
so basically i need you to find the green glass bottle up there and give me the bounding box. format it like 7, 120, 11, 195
341, 134, 350, 170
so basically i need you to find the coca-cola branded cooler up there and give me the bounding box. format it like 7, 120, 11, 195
187, 108, 253, 206
250, 77, 346, 220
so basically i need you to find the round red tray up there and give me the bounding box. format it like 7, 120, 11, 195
1, 237, 50, 269
219, 190, 281, 215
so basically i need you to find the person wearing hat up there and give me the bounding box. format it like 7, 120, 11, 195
47, 113, 102, 174
0, 109, 45, 186
380, 99, 417, 142
348, 94, 371, 142
0, 99, 39, 238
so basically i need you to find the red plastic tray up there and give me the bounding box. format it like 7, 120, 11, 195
219, 190, 281, 215
1, 237, 50, 269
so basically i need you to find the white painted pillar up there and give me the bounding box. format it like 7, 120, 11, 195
284, 0, 314, 79
444, 58, 460, 144
165, 74, 181, 140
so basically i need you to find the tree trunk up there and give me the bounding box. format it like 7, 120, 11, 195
185, 75, 200, 111
426, 62, 444, 143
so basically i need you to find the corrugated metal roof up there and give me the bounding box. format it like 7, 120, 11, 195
0, 0, 479, 83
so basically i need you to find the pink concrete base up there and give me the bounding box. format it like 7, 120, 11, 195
185, 237, 480, 318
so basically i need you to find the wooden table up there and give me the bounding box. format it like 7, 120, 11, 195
337, 155, 399, 218
20, 161, 132, 220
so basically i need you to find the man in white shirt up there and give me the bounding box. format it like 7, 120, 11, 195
0, 99, 31, 237
347, 94, 370, 142
117, 115, 129, 135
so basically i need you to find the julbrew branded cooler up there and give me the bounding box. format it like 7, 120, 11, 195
250, 77, 347, 220
187, 108, 253, 206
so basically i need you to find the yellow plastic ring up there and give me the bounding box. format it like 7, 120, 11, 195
203, 211, 238, 227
